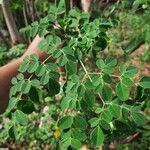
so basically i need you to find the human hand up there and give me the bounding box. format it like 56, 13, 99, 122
22, 35, 49, 61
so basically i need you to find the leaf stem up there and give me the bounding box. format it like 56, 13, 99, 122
88, 72, 120, 78
80, 60, 105, 105
42, 55, 53, 64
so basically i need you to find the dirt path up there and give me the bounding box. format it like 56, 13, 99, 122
127, 44, 150, 81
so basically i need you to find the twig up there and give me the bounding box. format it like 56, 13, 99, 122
80, 60, 105, 105
121, 133, 139, 144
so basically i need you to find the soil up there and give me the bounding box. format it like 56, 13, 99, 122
127, 44, 150, 81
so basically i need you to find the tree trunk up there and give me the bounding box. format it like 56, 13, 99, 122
1, 0, 22, 44
0, 30, 11, 48
24, 0, 37, 22
81, 0, 92, 12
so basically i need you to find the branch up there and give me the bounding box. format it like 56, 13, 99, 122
80, 60, 105, 105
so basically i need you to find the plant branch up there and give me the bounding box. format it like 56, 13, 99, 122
88, 72, 120, 78
80, 60, 105, 105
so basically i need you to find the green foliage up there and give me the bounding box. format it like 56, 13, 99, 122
0, 44, 26, 65
133, 0, 150, 10
1, 1, 150, 149
90, 126, 104, 147
142, 47, 150, 62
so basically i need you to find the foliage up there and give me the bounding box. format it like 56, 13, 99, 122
0, 44, 26, 65
142, 47, 150, 62
107, 0, 150, 57
0, 0, 150, 149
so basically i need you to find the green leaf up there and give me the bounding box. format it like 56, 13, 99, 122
69, 18, 79, 28
58, 116, 73, 130
66, 61, 77, 75
100, 110, 112, 123
69, 8, 80, 18
88, 117, 100, 127
16, 73, 24, 80
102, 85, 112, 101
47, 14, 56, 22
123, 66, 138, 78
69, 98, 77, 109
38, 39, 50, 52
71, 128, 87, 141
131, 109, 147, 126
21, 81, 31, 94
47, 79, 60, 96
58, 55, 68, 66
105, 57, 117, 67
95, 108, 103, 114
7, 97, 18, 111
96, 59, 115, 74
92, 76, 103, 87
96, 59, 105, 69
116, 82, 129, 101
122, 77, 134, 87
60, 136, 82, 149
16, 80, 25, 92
53, 49, 62, 58
102, 74, 112, 84
50, 35, 61, 45
9, 86, 17, 97
71, 138, 82, 149
40, 72, 50, 85
134, 86, 145, 101
30, 24, 39, 37
35, 64, 47, 77
13, 110, 29, 126
61, 130, 71, 140
120, 64, 126, 74
138, 76, 150, 89
19, 60, 30, 73
57, 0, 66, 13
103, 67, 115, 75
59, 138, 71, 150
17, 100, 35, 114
77, 85, 85, 96
109, 104, 121, 119
90, 126, 104, 147
61, 96, 71, 110
84, 80, 95, 90
31, 79, 40, 87
8, 126, 17, 139
100, 119, 111, 130
11, 77, 17, 85
74, 49, 83, 60
50, 71, 60, 80
27, 61, 39, 73
73, 115, 87, 130
121, 108, 129, 121
84, 90, 95, 107
46, 63, 57, 71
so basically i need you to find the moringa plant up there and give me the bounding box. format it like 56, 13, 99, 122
4, 1, 150, 149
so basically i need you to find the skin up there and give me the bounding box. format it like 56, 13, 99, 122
0, 36, 49, 113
